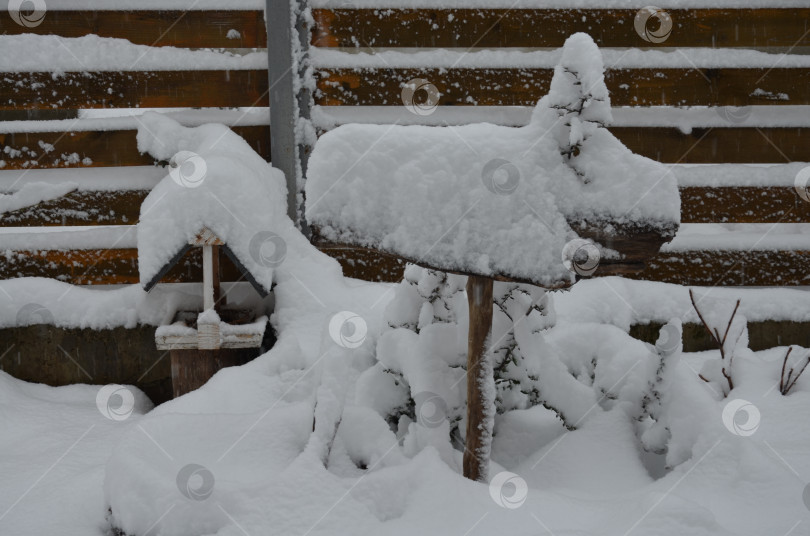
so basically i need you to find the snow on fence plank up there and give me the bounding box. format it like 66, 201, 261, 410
312, 7, 810, 49
312, 105, 810, 130
5, 184, 810, 228
0, 125, 270, 170
308, 1, 810, 8
0, 245, 246, 285
0, 71, 268, 111
0, 190, 151, 226
0, 0, 262, 9
314, 67, 810, 107
0, 10, 267, 48
1, 121, 801, 173
4, 163, 810, 227
4, 188, 810, 228
0, 35, 266, 73
312, 48, 810, 70
0, 109, 270, 134
4, 243, 810, 287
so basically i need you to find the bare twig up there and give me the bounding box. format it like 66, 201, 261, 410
780, 346, 810, 395
721, 300, 742, 346
689, 289, 741, 393
785, 359, 810, 393
690, 290, 717, 345
779, 347, 792, 393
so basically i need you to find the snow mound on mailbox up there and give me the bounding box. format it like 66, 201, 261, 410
136, 113, 291, 294
306, 33, 679, 287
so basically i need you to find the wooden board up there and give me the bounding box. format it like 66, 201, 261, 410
4, 186, 810, 228
312, 8, 810, 49
0, 126, 270, 169
0, 190, 150, 226
315, 68, 810, 107
4, 243, 810, 287
0, 10, 267, 48
610, 126, 810, 164
323, 246, 810, 288
0, 70, 269, 110
0, 247, 244, 285
629, 249, 810, 286
2, 124, 802, 171
680, 186, 810, 224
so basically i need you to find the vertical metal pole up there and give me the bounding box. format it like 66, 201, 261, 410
202, 245, 214, 311
266, 0, 311, 232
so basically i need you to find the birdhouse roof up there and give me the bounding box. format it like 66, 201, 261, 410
142, 227, 270, 296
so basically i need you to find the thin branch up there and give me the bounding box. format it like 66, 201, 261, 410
785, 357, 810, 394
690, 289, 740, 394
721, 299, 742, 347
689, 289, 719, 347
779, 346, 793, 393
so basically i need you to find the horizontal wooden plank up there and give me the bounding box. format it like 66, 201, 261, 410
315, 68, 810, 107
0, 10, 267, 48
631, 320, 810, 353
0, 124, 801, 175
0, 190, 149, 226
0, 247, 244, 285
4, 245, 808, 287
301, 246, 810, 287
312, 8, 810, 49
0, 125, 270, 169
611, 126, 809, 164
0, 70, 269, 110
680, 186, 810, 224
628, 249, 810, 286
2, 186, 808, 227
0, 186, 776, 226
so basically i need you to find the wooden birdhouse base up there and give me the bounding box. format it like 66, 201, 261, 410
155, 309, 267, 351
155, 308, 269, 398
170, 347, 258, 399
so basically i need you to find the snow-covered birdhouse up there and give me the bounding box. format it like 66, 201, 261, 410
132, 113, 294, 395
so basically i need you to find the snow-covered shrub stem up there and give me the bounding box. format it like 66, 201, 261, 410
779, 346, 810, 395
689, 289, 744, 395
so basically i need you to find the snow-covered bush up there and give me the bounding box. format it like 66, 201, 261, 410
361, 263, 702, 469
357, 265, 468, 455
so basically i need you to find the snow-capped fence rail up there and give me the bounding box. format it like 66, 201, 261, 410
0, 3, 809, 289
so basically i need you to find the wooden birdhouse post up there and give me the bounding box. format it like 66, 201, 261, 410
144, 227, 269, 398
305, 33, 681, 481
196, 228, 224, 349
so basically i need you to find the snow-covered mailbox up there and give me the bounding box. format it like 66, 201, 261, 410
135, 114, 286, 398
306, 34, 680, 481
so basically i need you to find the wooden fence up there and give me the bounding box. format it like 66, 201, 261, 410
0, 4, 809, 288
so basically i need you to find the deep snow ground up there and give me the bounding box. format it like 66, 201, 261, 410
2, 276, 810, 536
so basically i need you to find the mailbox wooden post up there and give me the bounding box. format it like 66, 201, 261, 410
463, 275, 494, 482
